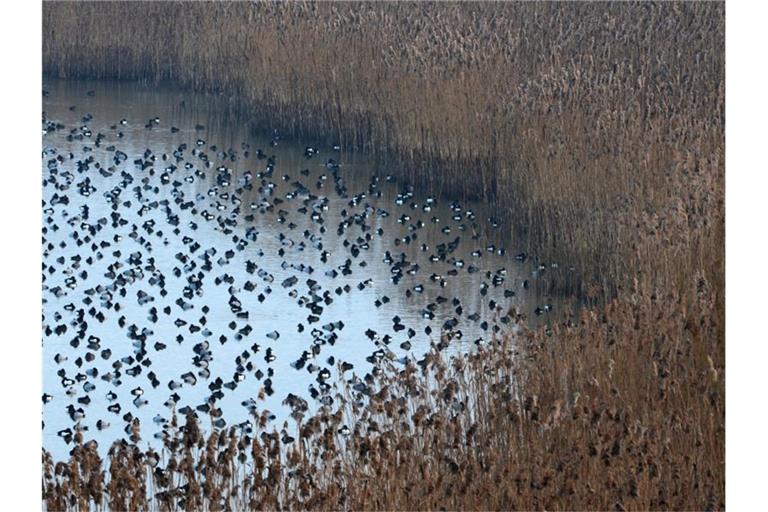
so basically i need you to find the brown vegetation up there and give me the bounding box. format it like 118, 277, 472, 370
43, 282, 723, 510
43, 1, 724, 293
42, 1, 724, 510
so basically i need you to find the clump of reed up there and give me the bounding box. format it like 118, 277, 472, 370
43, 275, 723, 510
42, 1, 725, 295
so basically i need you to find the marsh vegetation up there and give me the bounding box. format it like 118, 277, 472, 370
42, 1, 724, 510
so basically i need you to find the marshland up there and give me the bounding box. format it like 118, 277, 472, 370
41, 1, 724, 511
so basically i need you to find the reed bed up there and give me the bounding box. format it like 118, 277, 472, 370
43, 0, 724, 294
41, 1, 725, 510
43, 279, 723, 510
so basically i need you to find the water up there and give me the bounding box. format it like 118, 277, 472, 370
41, 78, 558, 460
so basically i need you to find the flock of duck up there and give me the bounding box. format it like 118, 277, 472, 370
42, 83, 555, 455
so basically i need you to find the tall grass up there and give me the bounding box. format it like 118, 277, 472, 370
43, 0, 724, 294
43, 281, 723, 510
41, 1, 725, 510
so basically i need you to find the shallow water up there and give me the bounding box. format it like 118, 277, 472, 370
42, 78, 560, 460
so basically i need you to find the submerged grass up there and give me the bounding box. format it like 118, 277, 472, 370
42, 1, 724, 510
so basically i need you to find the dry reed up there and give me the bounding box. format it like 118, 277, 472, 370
41, 2, 724, 510
43, 280, 724, 510
42, 0, 725, 294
